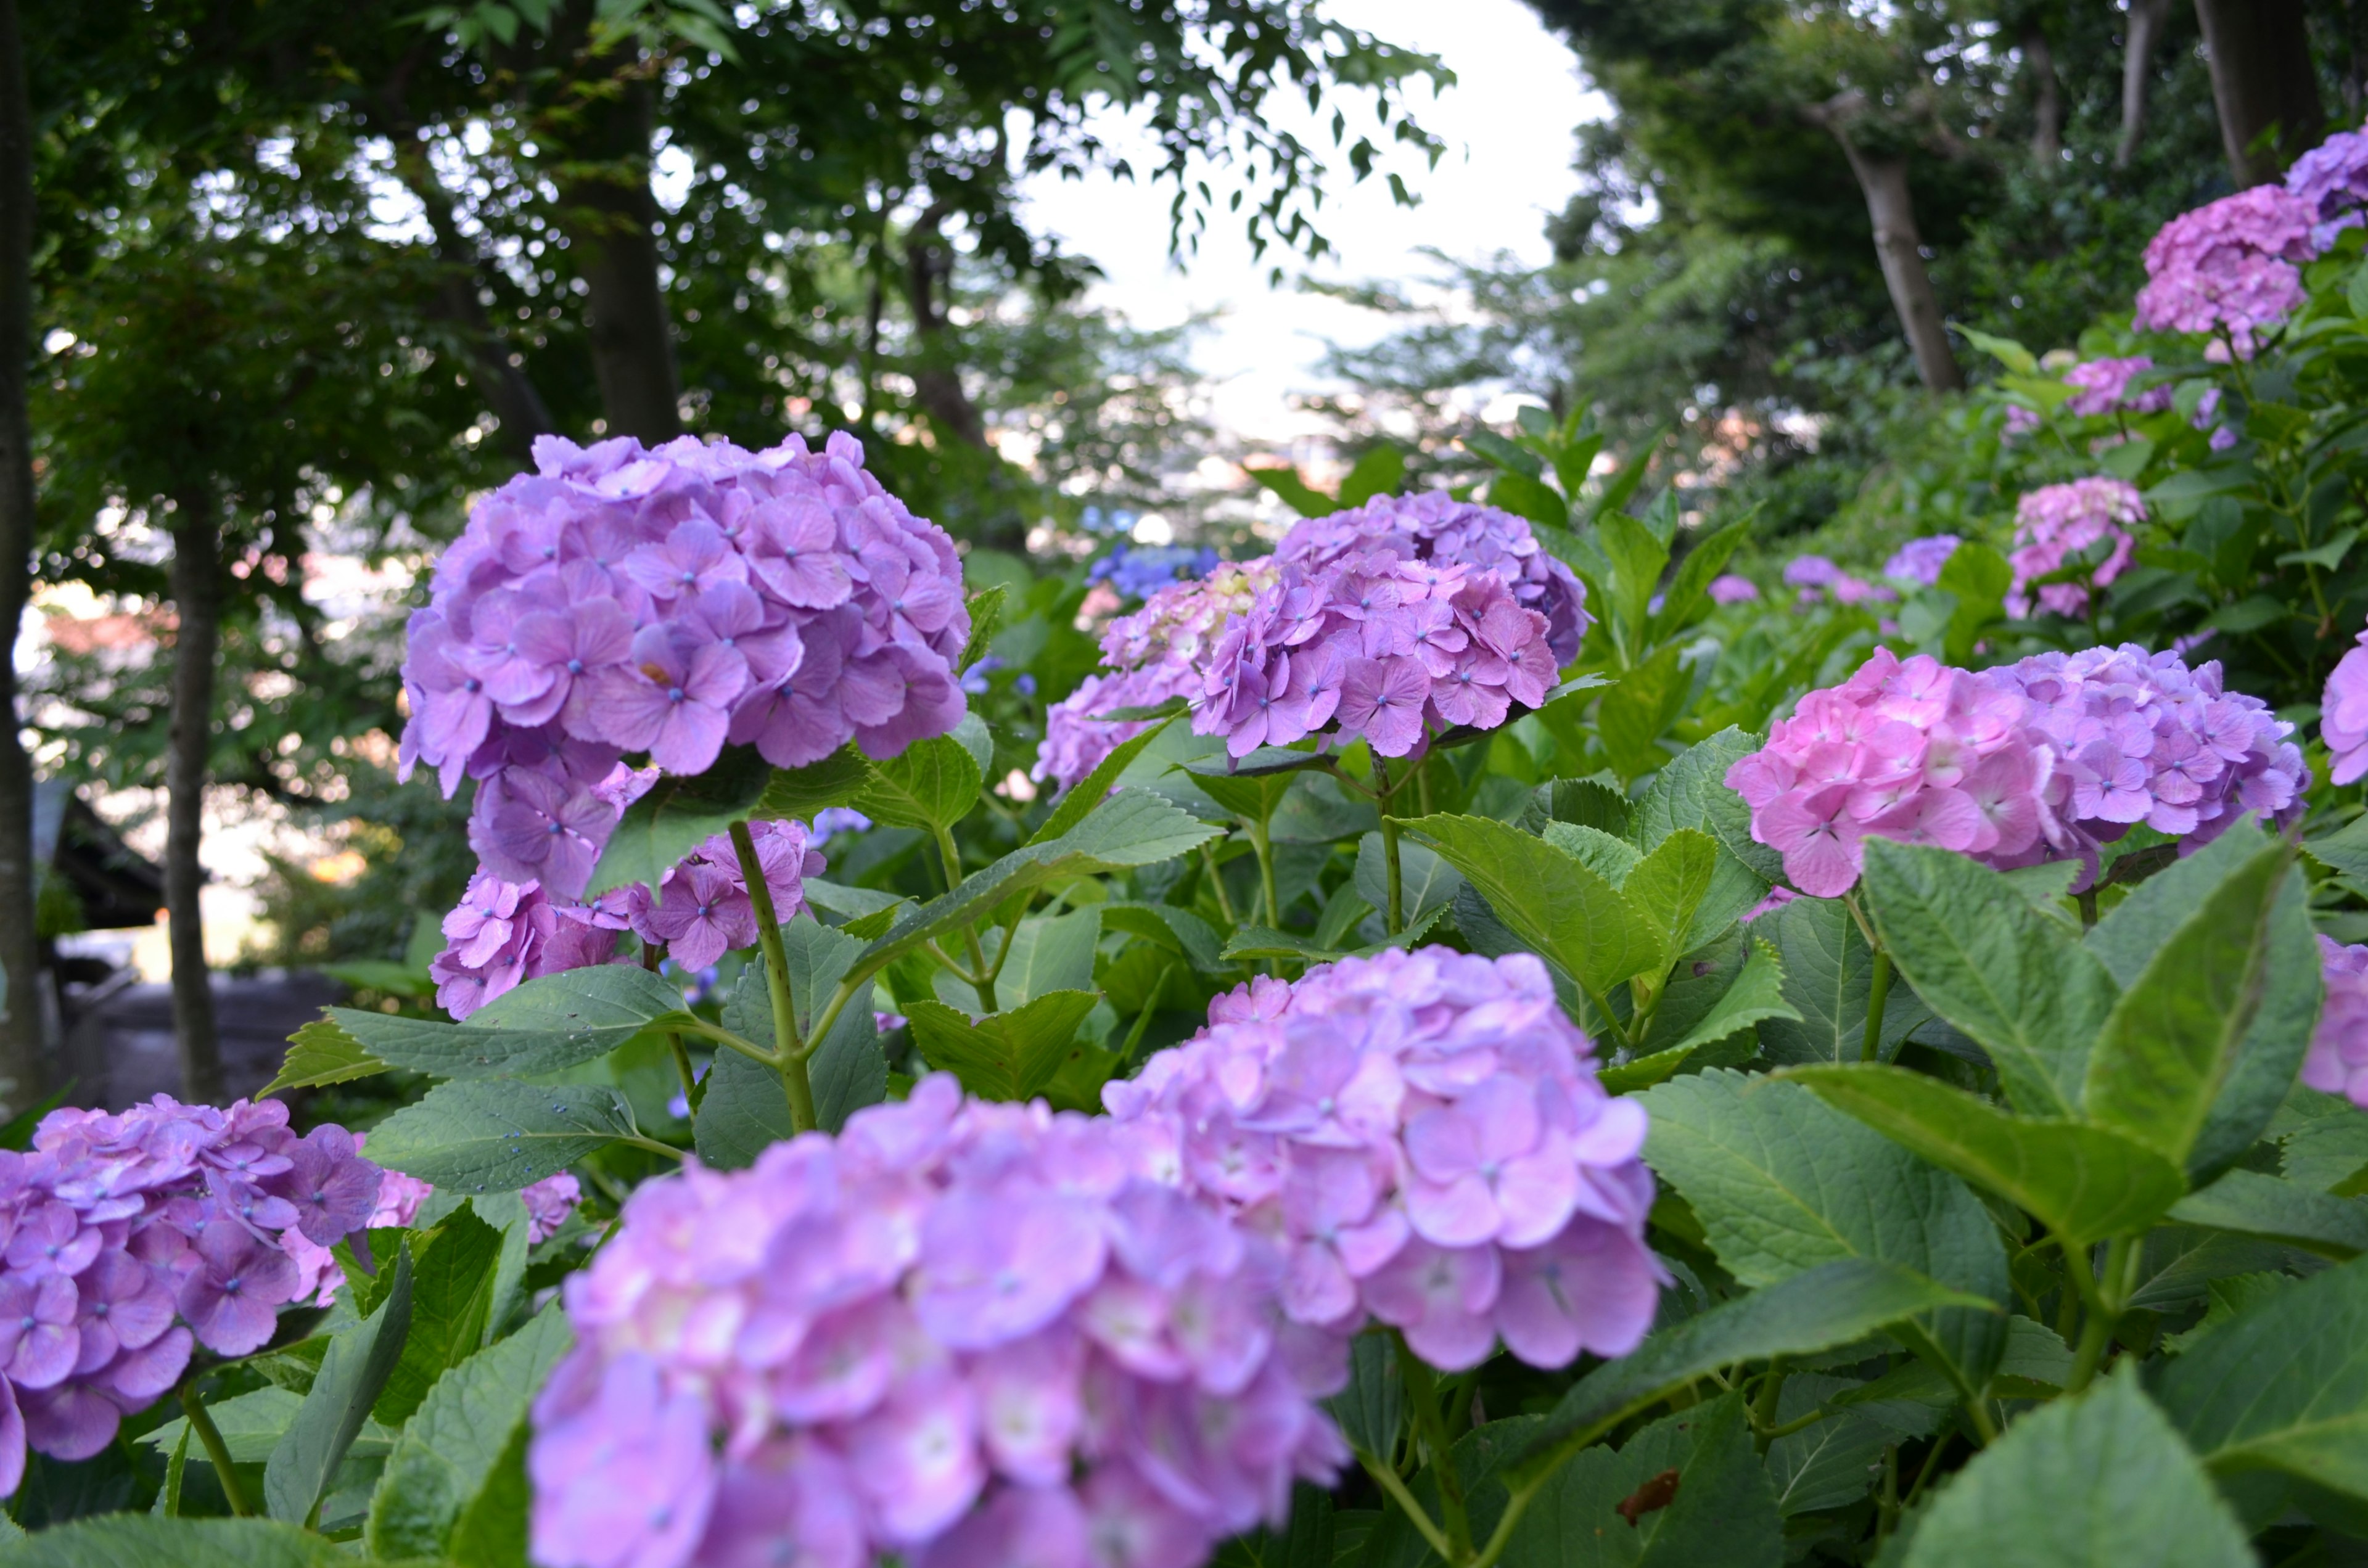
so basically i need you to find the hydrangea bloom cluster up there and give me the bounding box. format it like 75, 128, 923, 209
2322, 627, 2368, 785
0, 1096, 384, 1489
2303, 936, 2368, 1107
1193, 552, 1560, 760
285, 1154, 582, 1308
2007, 478, 2143, 618
1708, 573, 1760, 605
430, 819, 820, 1019
398, 432, 968, 900
528, 1076, 1345, 1568
1725, 649, 2059, 898
1103, 948, 1663, 1373
1097, 559, 1281, 673
1726, 646, 2306, 897
2285, 128, 2368, 249
2003, 403, 2042, 438
1785, 554, 1893, 607
1032, 660, 1204, 794
2134, 186, 2317, 358
2062, 357, 2174, 418
1883, 535, 1962, 587
1273, 493, 1589, 665
1992, 644, 2306, 853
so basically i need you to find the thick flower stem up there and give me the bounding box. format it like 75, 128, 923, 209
934, 823, 998, 1013
180, 1375, 249, 1516
1861, 948, 1893, 1062
1397, 1334, 1474, 1564
730, 819, 817, 1136
2063, 1234, 2132, 1394
1246, 815, 1281, 927
1375, 759, 1405, 935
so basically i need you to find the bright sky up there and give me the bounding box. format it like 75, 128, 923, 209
1013, 0, 1606, 443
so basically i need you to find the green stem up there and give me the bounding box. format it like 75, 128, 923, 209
1360, 1453, 1454, 1563
932, 823, 997, 1012
622, 1135, 688, 1163
1248, 816, 1281, 928
2063, 1234, 2131, 1394
180, 1376, 249, 1516
1862, 947, 1893, 1063
2076, 889, 2099, 930
1375, 759, 1405, 936
1201, 843, 1240, 927
672, 1016, 778, 1066
1748, 1360, 1790, 1445
1904, 1430, 1956, 1506
730, 819, 817, 1135
1398, 1333, 1473, 1562
665, 1034, 697, 1112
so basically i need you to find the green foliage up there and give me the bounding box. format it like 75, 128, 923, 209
265, 1245, 414, 1526
363, 1082, 645, 1192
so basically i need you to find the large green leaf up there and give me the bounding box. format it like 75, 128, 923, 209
1894, 1374, 2251, 1568
2157, 1253, 2368, 1505
2303, 811, 2368, 882
2167, 1168, 2368, 1259
1858, 840, 2119, 1117
1032, 718, 1180, 844
364, 1081, 641, 1192
366, 1304, 574, 1559
1354, 834, 1464, 929
1640, 1070, 2007, 1395
1620, 829, 1722, 962
2090, 825, 2319, 1179
1498, 1394, 1782, 1568
1325, 1332, 1404, 1465
1610, 937, 1798, 1090
1397, 813, 1658, 997
853, 729, 984, 831
1648, 518, 1751, 643
907, 989, 1100, 1101
751, 745, 874, 822
1597, 643, 1688, 781
265, 1245, 414, 1526
586, 744, 773, 898
1783, 1064, 2186, 1246
1630, 727, 1784, 882
989, 907, 1103, 1009
1511, 1259, 1989, 1484
1753, 895, 1926, 1067
372, 1206, 506, 1427
261, 1017, 387, 1096
2083, 841, 2292, 1166
1597, 508, 1671, 651
306, 964, 698, 1084
699, 919, 884, 1166
0, 1517, 352, 1568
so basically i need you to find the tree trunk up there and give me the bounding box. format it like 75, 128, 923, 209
2025, 23, 2063, 170
0, 0, 44, 1114
2193, 0, 2324, 186
2118, 0, 2176, 168
554, 76, 680, 443
165, 495, 221, 1104
902, 204, 991, 451
1822, 125, 1962, 393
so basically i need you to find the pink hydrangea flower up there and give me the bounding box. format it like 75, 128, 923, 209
1030, 659, 1204, 795
1104, 947, 1664, 1374
2304, 936, 2368, 1106
2007, 478, 2144, 618
528, 1078, 1343, 1568
1098, 558, 1281, 671
2062, 357, 2174, 419
400, 432, 968, 900
2002, 404, 2042, 438
2134, 186, 2317, 358
2322, 627, 2368, 786
286, 1148, 583, 1309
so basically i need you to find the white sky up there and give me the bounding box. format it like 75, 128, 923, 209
1013, 0, 1606, 442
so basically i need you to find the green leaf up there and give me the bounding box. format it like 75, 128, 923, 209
986, 907, 1103, 1009
1500, 1394, 1783, 1568
1621, 829, 1725, 962
1934, 543, 2011, 665
261, 1016, 387, 1097
1638, 1070, 2007, 1398
2168, 1168, 2368, 1260
302, 963, 702, 1083
1246, 462, 1342, 517
1525, 778, 1633, 839
853, 729, 984, 831
1187, 761, 1299, 825
1782, 1064, 2186, 1247
586, 744, 773, 897
265, 1244, 414, 1526
1337, 445, 1406, 509
445, 1418, 532, 1568
1354, 834, 1463, 929
2157, 1254, 2368, 1505
1511, 1259, 1990, 1484
859, 790, 1217, 982
1956, 324, 2038, 375
907, 989, 1100, 1101
1324, 1331, 1403, 1463
1648, 517, 1751, 643
364, 1081, 641, 1192
1398, 813, 1658, 999
1597, 643, 1688, 781
2305, 813, 2368, 882
1858, 840, 2119, 1117
2084, 841, 2292, 1165
2089, 824, 2319, 1177
1754, 895, 1926, 1067
366, 1303, 574, 1559
1896, 1374, 2251, 1568
1101, 902, 1224, 972
752, 745, 875, 822
958, 584, 1008, 670
0, 1517, 352, 1568
1610, 937, 1798, 1087
701, 919, 883, 1165
143, 1387, 308, 1466
1541, 822, 1638, 884
372, 1206, 506, 1427
1597, 509, 1671, 650
1487, 470, 1574, 533
1631, 728, 1785, 883
1468, 429, 1545, 481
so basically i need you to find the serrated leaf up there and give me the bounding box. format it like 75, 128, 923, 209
2084, 841, 2292, 1165
1639, 1070, 2007, 1398
2168, 1168, 2368, 1259
366, 1304, 573, 1560
1354, 833, 1463, 930
1598, 643, 1691, 781
752, 745, 874, 822
1897, 1374, 2250, 1568
1632, 728, 1785, 882
853, 729, 984, 831
1502, 1394, 1782, 1567
1101, 902, 1224, 972
1324, 1332, 1402, 1464
1783, 1064, 2186, 1246
2305, 813, 2368, 882
0, 1517, 352, 1568
1603, 938, 1798, 1090
586, 744, 773, 897
958, 584, 1008, 670
372, 1207, 506, 1427
263, 1017, 387, 1096
1398, 813, 1658, 1000
908, 989, 1100, 1101
699, 919, 882, 1165
364, 1082, 640, 1192
1621, 829, 1726, 964
1647, 516, 1753, 644
1030, 716, 1178, 844
1859, 840, 2119, 1117
265, 1244, 414, 1526
1754, 895, 1928, 1067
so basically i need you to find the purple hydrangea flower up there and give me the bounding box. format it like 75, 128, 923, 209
2007, 478, 2142, 618
528, 1078, 1344, 1568
1707, 573, 1760, 604
1883, 535, 1962, 588
400, 433, 969, 900
2062, 358, 2174, 419
1031, 660, 1204, 795
2135, 186, 2317, 358
2323, 626, 2368, 786
1104, 948, 1664, 1373
2287, 128, 2368, 248
2304, 935, 2368, 1106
